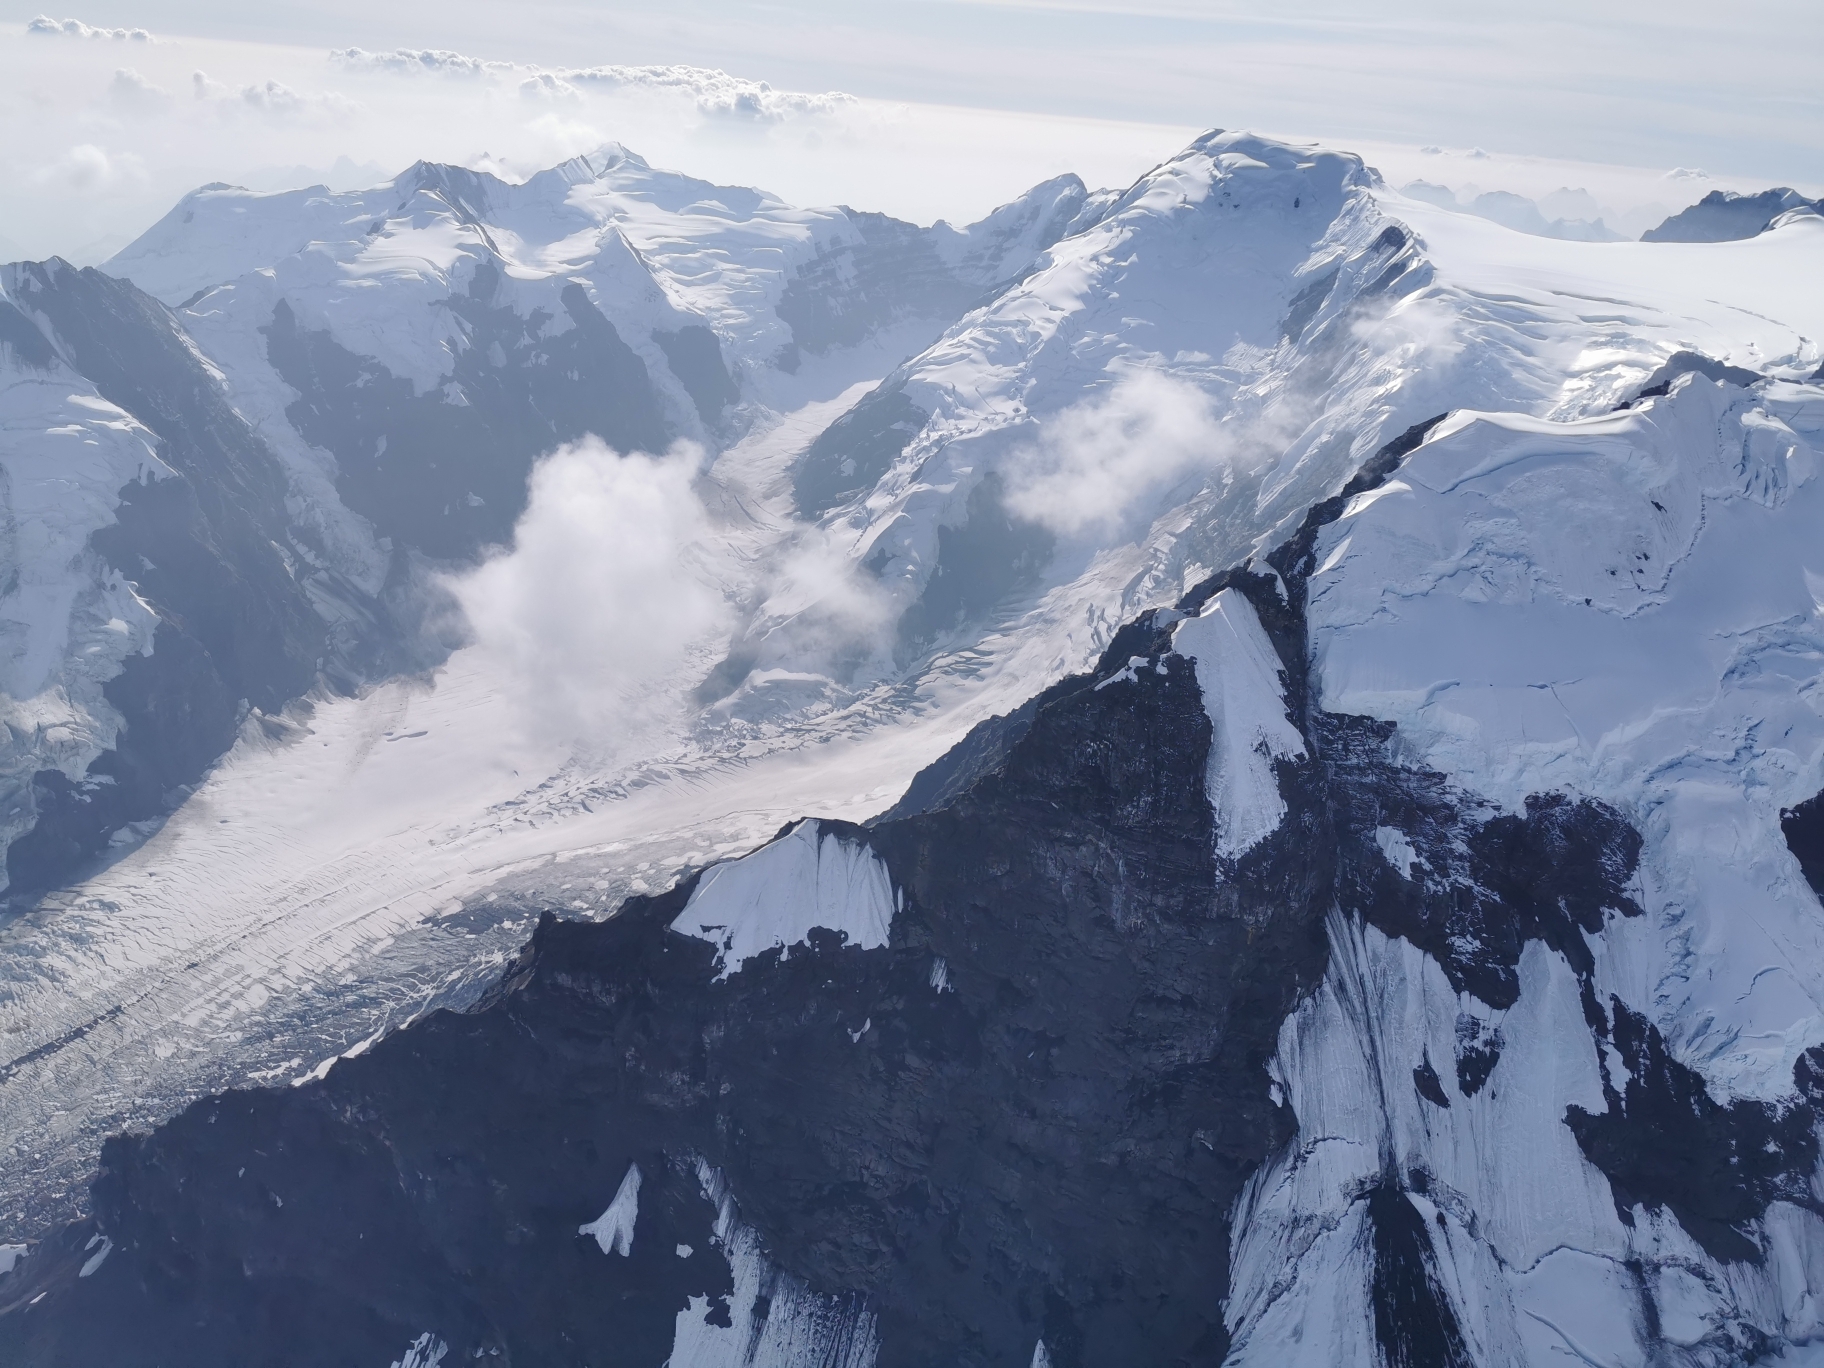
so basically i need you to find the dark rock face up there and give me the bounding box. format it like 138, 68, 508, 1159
0, 592, 1337, 1366
792, 381, 929, 519
1625, 350, 1764, 406
1452, 1018, 1502, 1099
1567, 1001, 1820, 1264
652, 324, 739, 429
1643, 188, 1821, 243
6, 627, 239, 893
2, 263, 330, 895
1367, 1182, 1472, 1368
1279, 265, 1339, 342
1335, 776, 1644, 1011
0, 1024, 736, 1365
775, 180, 1085, 361
1254, 415, 1824, 1278
1241, 418, 1646, 1009
873, 695, 1041, 824
891, 472, 1055, 660
852, 665, 1329, 1365
1413, 1056, 1451, 1110
778, 210, 977, 354
776, 209, 1014, 357
0, 298, 58, 369
262, 271, 671, 562
1782, 790, 1824, 896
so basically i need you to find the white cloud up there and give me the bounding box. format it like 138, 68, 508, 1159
327, 46, 510, 79
228, 77, 361, 122
755, 521, 898, 659
517, 112, 611, 163
332, 44, 856, 122
561, 65, 855, 122
27, 15, 151, 41
0, 20, 1193, 262
181, 69, 362, 123
517, 72, 582, 104
29, 142, 146, 194
107, 67, 170, 114
1350, 293, 1464, 380
1, 15, 1802, 267
1004, 370, 1236, 538
450, 439, 730, 754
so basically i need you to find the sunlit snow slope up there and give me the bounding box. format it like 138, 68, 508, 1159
1227, 370, 1824, 1366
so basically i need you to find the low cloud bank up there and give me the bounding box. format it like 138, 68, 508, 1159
331, 47, 857, 122
0, 19, 1189, 263
27, 15, 150, 41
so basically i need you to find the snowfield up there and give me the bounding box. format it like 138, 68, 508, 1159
1232, 371, 1824, 1364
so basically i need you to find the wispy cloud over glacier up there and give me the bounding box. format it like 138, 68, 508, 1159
28, 142, 147, 193
1005, 371, 1236, 539
451, 439, 731, 754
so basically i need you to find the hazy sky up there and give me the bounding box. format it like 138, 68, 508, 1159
1, 1, 1817, 261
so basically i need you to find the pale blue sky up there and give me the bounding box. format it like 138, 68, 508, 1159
7, 0, 1815, 177
0, 1, 1816, 260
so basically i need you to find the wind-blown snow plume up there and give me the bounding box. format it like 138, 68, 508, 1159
451, 439, 728, 754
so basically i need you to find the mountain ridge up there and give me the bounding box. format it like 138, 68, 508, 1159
8, 389, 1823, 1361
2, 129, 1823, 1365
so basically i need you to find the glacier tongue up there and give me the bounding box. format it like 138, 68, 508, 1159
7, 364, 1824, 1360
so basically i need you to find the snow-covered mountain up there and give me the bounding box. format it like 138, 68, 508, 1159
101, 142, 1094, 572
3, 129, 1824, 1366
1644, 187, 1824, 242
0, 147, 1095, 902
0, 258, 406, 898
1400, 181, 1624, 241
